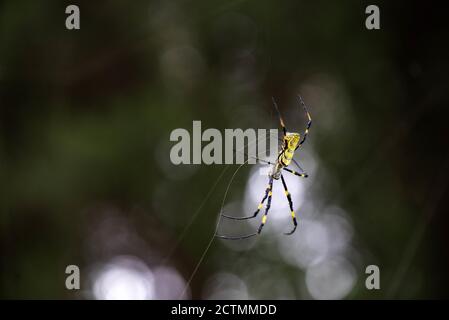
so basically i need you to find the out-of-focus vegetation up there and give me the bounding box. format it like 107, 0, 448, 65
1, 0, 448, 299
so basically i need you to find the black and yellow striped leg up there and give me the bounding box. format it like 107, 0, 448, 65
257, 181, 274, 234
222, 177, 274, 220
272, 97, 287, 138
217, 177, 274, 240
280, 174, 298, 235
295, 95, 312, 149
283, 167, 308, 178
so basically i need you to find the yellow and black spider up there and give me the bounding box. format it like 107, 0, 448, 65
217, 95, 312, 240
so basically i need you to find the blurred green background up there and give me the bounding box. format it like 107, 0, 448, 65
1, 0, 448, 299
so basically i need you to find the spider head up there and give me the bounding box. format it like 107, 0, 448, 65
285, 132, 300, 150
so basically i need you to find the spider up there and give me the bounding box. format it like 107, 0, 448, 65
217, 95, 312, 240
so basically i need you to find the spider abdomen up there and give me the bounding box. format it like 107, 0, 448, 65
280, 149, 295, 166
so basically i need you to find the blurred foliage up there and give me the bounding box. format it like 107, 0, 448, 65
1, 0, 448, 299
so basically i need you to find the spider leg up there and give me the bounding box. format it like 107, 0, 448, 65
280, 174, 298, 235
272, 97, 287, 138
283, 167, 308, 178
256, 180, 274, 235
292, 158, 305, 173
221, 176, 273, 220
232, 145, 278, 165
217, 177, 274, 240
295, 95, 312, 150
215, 232, 258, 240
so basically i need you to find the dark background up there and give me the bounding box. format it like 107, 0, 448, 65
1, 0, 448, 299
